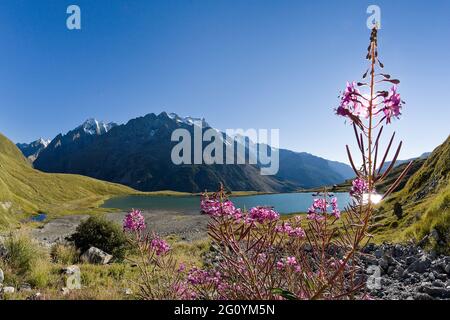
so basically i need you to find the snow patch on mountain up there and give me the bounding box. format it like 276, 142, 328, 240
79, 118, 117, 135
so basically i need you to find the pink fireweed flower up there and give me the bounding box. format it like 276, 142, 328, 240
330, 197, 341, 219
276, 261, 285, 270
312, 198, 328, 212
275, 222, 293, 234
201, 198, 238, 218
248, 206, 280, 223
286, 256, 297, 266
307, 211, 325, 222
289, 227, 306, 238
350, 178, 369, 197
177, 263, 186, 273
173, 282, 197, 300
307, 197, 340, 220
336, 81, 368, 120
123, 209, 146, 232
150, 237, 171, 256
343, 82, 358, 102
276, 223, 306, 238
383, 86, 402, 124
187, 267, 221, 286
257, 253, 267, 264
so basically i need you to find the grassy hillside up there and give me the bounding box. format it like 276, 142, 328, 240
371, 135, 450, 254
309, 158, 426, 194
0, 133, 138, 228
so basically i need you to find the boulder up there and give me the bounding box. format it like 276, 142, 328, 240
61, 287, 70, 296
379, 257, 389, 271
407, 256, 431, 274
63, 265, 80, 275
62, 265, 81, 290
123, 288, 133, 295
445, 263, 450, 275
2, 286, 15, 294
80, 247, 113, 265
421, 285, 450, 299
19, 283, 32, 292
27, 292, 42, 300
0, 243, 7, 258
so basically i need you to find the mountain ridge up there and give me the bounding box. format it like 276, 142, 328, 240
29, 112, 354, 192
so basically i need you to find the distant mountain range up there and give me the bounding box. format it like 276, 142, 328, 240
18, 112, 356, 193
16, 138, 50, 162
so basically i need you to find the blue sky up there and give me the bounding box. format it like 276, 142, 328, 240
0, 0, 449, 163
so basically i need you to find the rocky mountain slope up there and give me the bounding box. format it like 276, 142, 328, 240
30, 112, 353, 193
16, 138, 50, 162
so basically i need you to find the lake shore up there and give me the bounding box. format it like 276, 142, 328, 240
30, 209, 209, 245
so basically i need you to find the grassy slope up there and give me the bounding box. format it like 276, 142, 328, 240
0, 133, 139, 227
371, 135, 450, 253
305, 158, 426, 194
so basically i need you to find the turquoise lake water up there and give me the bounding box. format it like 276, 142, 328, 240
102, 192, 352, 215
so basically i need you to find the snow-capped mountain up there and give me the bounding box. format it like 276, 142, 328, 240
168, 113, 209, 127
16, 138, 51, 162
79, 118, 117, 135
27, 112, 354, 192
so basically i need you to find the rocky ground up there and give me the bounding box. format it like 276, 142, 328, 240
362, 243, 450, 300
14, 213, 450, 300
202, 242, 450, 300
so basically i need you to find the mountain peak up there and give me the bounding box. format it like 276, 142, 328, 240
79, 118, 117, 135
15, 137, 51, 162
37, 138, 51, 147
167, 112, 209, 127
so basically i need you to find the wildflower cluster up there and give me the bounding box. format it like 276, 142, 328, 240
122, 210, 181, 299
150, 236, 171, 256
307, 195, 340, 220
123, 209, 146, 232
350, 178, 369, 197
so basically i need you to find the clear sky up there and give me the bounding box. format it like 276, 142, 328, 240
0, 0, 449, 163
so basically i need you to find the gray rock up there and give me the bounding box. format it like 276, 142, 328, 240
63, 265, 80, 275
0, 243, 7, 258
123, 288, 133, 295
80, 247, 113, 265
379, 257, 389, 270
445, 264, 450, 274
19, 283, 32, 292
374, 248, 384, 259
62, 265, 81, 289
406, 256, 417, 266
421, 286, 450, 299
414, 292, 433, 300
0, 268, 4, 284
408, 256, 431, 274
432, 280, 445, 288
387, 266, 396, 275
2, 286, 15, 294
27, 292, 42, 300
61, 287, 70, 295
